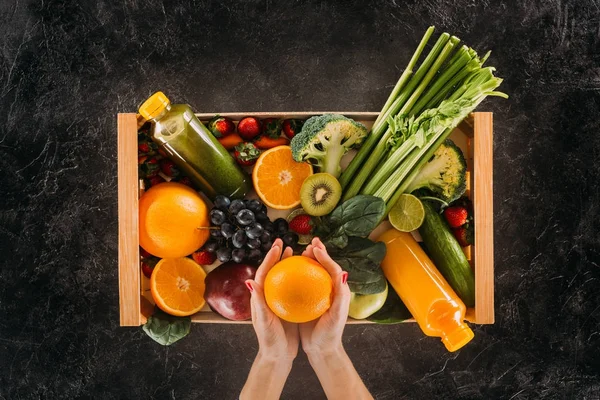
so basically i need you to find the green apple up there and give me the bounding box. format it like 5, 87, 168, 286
348, 282, 388, 320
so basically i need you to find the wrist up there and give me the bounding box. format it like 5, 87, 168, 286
306, 344, 346, 365
256, 350, 295, 369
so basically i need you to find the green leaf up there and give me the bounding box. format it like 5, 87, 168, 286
367, 281, 412, 324
326, 237, 387, 295
328, 195, 385, 239
143, 309, 191, 346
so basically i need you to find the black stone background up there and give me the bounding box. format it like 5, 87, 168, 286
1, 0, 599, 399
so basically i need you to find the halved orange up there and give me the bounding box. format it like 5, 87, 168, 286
150, 257, 207, 317
252, 146, 313, 209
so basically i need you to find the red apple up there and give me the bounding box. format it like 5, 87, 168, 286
204, 262, 257, 320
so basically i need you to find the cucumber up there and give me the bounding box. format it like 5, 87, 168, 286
419, 201, 475, 307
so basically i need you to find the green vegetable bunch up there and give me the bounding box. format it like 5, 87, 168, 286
339, 26, 507, 215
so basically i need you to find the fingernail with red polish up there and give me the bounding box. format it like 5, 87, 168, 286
245, 281, 254, 292
341, 272, 348, 285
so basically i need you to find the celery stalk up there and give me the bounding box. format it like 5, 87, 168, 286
340, 32, 451, 191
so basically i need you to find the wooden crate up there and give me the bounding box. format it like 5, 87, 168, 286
118, 112, 494, 326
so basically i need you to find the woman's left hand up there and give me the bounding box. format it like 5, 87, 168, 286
245, 238, 299, 362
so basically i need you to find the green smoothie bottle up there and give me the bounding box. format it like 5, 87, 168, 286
139, 92, 250, 200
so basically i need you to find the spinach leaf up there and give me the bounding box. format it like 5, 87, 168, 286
329, 195, 385, 238
314, 196, 385, 246
326, 237, 387, 295
367, 281, 412, 324
143, 309, 191, 346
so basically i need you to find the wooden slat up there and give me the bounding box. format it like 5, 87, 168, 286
118, 113, 142, 326
473, 112, 495, 324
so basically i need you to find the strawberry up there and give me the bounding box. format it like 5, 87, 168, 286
145, 175, 165, 188
138, 134, 158, 155
444, 206, 468, 228
237, 117, 262, 140
139, 156, 160, 178
160, 158, 180, 177
207, 116, 236, 138
452, 226, 474, 247
140, 247, 153, 259
192, 250, 216, 265
234, 143, 261, 166
289, 214, 312, 235
178, 176, 194, 188
141, 257, 159, 278
282, 119, 304, 139
262, 118, 283, 138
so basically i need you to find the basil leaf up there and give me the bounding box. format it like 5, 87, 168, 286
326, 237, 387, 295
329, 195, 385, 239
367, 282, 412, 324
143, 309, 191, 346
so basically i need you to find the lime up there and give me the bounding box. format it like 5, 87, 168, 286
389, 194, 425, 232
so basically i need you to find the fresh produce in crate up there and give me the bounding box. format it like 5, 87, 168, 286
252, 146, 313, 209
419, 200, 475, 305
340, 26, 506, 216
144, 175, 166, 188
291, 114, 368, 178
282, 119, 304, 139
150, 257, 207, 317
138, 155, 160, 178
300, 173, 342, 217
349, 282, 388, 320
218, 134, 244, 150
233, 142, 261, 166
237, 116, 262, 140
264, 255, 332, 323
159, 158, 180, 178
444, 205, 468, 228
207, 115, 236, 138
204, 195, 303, 264
289, 214, 312, 235
262, 118, 283, 137
204, 262, 257, 320
192, 249, 216, 265
378, 229, 473, 352
138, 92, 251, 200
253, 135, 289, 149
139, 182, 210, 258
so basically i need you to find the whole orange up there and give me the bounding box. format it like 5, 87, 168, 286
264, 256, 333, 323
139, 182, 209, 258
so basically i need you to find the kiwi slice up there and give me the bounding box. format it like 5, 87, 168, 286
300, 173, 342, 216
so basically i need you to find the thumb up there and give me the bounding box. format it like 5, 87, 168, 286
329, 271, 351, 321
246, 279, 271, 324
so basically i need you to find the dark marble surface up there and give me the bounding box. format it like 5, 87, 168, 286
1, 0, 599, 398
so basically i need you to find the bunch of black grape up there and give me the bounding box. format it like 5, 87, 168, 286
204, 195, 300, 264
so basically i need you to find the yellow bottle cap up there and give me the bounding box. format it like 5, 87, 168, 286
139, 91, 171, 120
441, 325, 474, 352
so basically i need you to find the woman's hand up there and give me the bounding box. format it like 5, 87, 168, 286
299, 237, 351, 357
245, 238, 299, 361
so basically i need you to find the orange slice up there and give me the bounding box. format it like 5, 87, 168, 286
150, 257, 207, 317
252, 146, 313, 209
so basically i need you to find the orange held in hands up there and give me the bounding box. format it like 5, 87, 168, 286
252, 146, 313, 210
139, 182, 210, 258
150, 257, 207, 317
264, 255, 333, 323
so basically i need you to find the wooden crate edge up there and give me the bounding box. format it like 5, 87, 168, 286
118, 113, 143, 326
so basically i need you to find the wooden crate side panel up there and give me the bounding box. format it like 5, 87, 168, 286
473, 112, 495, 324
118, 113, 143, 326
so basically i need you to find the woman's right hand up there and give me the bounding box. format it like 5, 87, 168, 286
298, 238, 351, 356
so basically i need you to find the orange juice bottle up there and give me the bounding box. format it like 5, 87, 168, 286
377, 229, 474, 352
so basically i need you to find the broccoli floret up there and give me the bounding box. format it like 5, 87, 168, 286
406, 139, 467, 203
291, 114, 368, 178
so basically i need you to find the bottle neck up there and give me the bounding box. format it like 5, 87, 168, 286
152, 104, 172, 121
